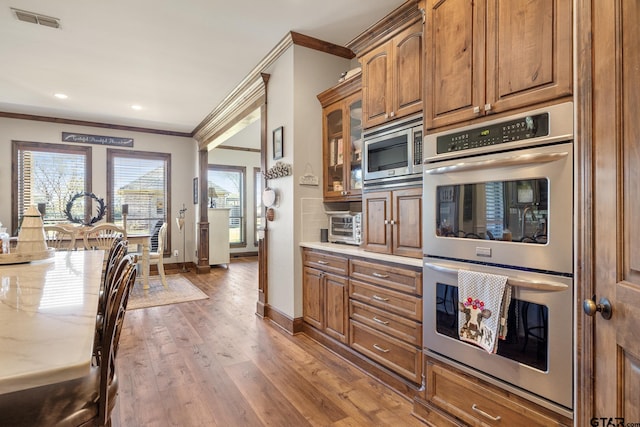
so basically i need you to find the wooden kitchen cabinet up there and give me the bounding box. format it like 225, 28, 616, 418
424, 0, 572, 130
413, 357, 572, 426
317, 75, 363, 202
360, 20, 423, 129
362, 186, 422, 258
349, 258, 423, 384
302, 249, 349, 344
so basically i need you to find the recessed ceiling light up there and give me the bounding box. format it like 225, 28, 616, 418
131, 105, 142, 111
54, 93, 68, 99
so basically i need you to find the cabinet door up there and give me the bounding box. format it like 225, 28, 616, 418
345, 93, 363, 198
393, 21, 423, 120
362, 190, 392, 254
425, 0, 485, 130
323, 106, 346, 199
392, 187, 422, 258
323, 273, 349, 344
302, 267, 323, 329
361, 42, 392, 128
485, 0, 572, 114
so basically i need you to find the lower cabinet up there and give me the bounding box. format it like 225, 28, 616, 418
302, 248, 423, 389
303, 250, 349, 344
413, 356, 573, 426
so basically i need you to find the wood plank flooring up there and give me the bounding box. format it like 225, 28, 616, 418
111, 258, 425, 427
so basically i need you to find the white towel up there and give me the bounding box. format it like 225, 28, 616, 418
457, 270, 511, 354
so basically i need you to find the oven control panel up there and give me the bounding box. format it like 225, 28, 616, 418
436, 112, 550, 154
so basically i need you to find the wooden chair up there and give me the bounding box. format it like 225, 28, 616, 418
0, 254, 137, 427
43, 225, 77, 250
94, 238, 129, 364
83, 224, 126, 259
148, 222, 168, 288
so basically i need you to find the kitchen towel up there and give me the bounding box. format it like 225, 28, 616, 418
457, 270, 511, 354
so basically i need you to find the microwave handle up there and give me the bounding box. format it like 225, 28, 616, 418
424, 151, 569, 175
424, 261, 569, 292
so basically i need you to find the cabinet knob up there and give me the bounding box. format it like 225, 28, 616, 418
484, 103, 492, 112
473, 106, 481, 114
390, 111, 395, 117
384, 113, 389, 119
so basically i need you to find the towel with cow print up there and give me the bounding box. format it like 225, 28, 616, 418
457, 270, 512, 354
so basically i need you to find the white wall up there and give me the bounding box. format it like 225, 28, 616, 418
263, 44, 351, 319
207, 119, 261, 254
0, 117, 198, 262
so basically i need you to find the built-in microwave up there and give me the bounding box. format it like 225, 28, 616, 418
363, 115, 423, 189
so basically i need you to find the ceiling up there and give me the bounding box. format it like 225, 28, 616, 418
0, 0, 406, 135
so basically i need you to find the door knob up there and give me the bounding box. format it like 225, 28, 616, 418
583, 295, 612, 320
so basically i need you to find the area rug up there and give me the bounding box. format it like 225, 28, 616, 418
127, 275, 209, 310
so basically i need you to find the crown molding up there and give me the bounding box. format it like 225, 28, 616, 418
193, 31, 354, 149
347, 0, 422, 56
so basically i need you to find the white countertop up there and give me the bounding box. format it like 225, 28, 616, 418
0, 250, 104, 394
300, 242, 423, 268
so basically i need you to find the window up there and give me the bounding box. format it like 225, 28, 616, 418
254, 167, 263, 245
208, 165, 246, 247
12, 141, 92, 231
107, 149, 171, 253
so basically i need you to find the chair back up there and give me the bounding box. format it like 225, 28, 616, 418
98, 254, 137, 425
83, 223, 126, 254
156, 222, 168, 255
43, 225, 76, 250
101, 238, 128, 313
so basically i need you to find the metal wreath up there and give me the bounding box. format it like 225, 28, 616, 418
64, 192, 107, 226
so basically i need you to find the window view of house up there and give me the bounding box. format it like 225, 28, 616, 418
107, 149, 170, 246
208, 165, 246, 246
13, 141, 91, 228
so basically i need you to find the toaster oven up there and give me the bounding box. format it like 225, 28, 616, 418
327, 212, 362, 245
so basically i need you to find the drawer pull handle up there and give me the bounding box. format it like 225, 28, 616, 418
373, 344, 390, 353
317, 260, 329, 265
372, 295, 389, 302
471, 404, 501, 422
372, 272, 389, 278
373, 316, 389, 326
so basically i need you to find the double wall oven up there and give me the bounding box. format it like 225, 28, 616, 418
422, 102, 574, 416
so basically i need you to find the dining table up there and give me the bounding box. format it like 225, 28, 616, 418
0, 250, 103, 395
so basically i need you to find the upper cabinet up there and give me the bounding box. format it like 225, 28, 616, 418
425, 0, 572, 130
317, 75, 363, 201
360, 20, 423, 129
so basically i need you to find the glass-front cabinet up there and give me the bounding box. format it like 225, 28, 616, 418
317, 74, 362, 201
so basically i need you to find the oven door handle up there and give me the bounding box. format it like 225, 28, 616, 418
424, 151, 569, 175
424, 261, 569, 292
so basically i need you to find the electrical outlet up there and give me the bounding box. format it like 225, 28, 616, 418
173, 249, 179, 257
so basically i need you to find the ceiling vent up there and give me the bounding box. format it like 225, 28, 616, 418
11, 8, 60, 29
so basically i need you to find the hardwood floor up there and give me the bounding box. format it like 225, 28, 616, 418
112, 257, 425, 427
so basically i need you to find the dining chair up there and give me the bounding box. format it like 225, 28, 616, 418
83, 223, 126, 259
0, 254, 137, 427
94, 238, 129, 364
43, 224, 77, 250
148, 222, 168, 288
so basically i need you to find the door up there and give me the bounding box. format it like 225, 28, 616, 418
362, 190, 392, 254
303, 267, 323, 329
587, 0, 640, 423
392, 187, 422, 258
324, 273, 348, 344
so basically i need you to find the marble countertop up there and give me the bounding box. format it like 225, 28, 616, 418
0, 250, 104, 394
300, 242, 423, 268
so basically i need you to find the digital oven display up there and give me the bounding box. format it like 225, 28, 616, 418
436, 112, 549, 154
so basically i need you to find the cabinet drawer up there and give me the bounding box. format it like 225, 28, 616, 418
349, 299, 421, 346
350, 279, 422, 321
350, 259, 421, 295
303, 249, 348, 275
350, 320, 421, 384
426, 359, 571, 426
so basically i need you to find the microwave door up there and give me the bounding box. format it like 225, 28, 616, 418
364, 133, 410, 181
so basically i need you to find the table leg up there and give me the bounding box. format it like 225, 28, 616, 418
142, 241, 150, 290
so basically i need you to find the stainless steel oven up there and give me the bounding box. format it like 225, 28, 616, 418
422, 102, 574, 416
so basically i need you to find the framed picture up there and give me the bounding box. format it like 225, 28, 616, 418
193, 177, 198, 204
273, 126, 283, 160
